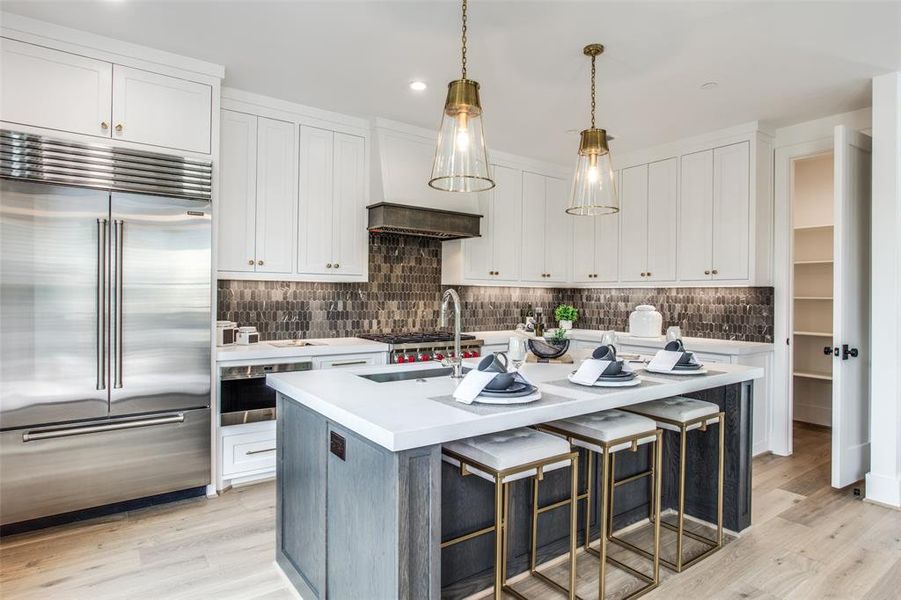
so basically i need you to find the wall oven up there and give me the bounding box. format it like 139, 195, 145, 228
219, 361, 312, 426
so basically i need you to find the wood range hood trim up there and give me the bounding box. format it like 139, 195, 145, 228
366, 202, 482, 240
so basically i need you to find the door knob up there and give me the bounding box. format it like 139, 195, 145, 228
842, 345, 859, 360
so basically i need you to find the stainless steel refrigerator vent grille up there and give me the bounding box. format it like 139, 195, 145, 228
0, 130, 212, 201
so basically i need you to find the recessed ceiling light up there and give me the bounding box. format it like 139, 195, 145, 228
409, 80, 427, 92
701, 81, 718, 90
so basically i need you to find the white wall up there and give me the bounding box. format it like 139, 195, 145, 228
866, 72, 901, 509
774, 108, 872, 148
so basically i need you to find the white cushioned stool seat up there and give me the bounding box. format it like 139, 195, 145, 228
547, 409, 658, 453
443, 427, 572, 483
627, 396, 720, 432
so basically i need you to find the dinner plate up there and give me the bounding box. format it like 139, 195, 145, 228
673, 363, 703, 370
478, 381, 530, 395
645, 366, 708, 375
567, 374, 642, 387
475, 385, 540, 404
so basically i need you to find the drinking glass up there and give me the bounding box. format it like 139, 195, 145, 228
508, 336, 527, 369
601, 330, 616, 347
666, 326, 682, 343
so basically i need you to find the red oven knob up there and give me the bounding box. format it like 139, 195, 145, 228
461, 351, 472, 358
420, 353, 432, 361
434, 353, 444, 360
471, 350, 480, 357
396, 355, 406, 363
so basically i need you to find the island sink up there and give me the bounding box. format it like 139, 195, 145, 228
358, 366, 470, 383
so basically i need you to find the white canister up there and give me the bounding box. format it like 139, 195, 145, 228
216, 321, 238, 347
628, 305, 663, 338
236, 326, 260, 345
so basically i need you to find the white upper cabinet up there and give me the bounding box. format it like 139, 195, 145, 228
712, 142, 750, 280
572, 171, 620, 283
463, 164, 522, 281
0, 39, 213, 155
297, 126, 335, 275
254, 117, 296, 274
646, 158, 678, 282
111, 65, 212, 154
678, 142, 751, 281
218, 110, 257, 273
679, 150, 715, 281
620, 164, 649, 282
521, 172, 571, 283
0, 38, 112, 138
332, 132, 366, 276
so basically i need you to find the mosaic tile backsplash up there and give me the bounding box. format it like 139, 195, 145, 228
218, 234, 774, 343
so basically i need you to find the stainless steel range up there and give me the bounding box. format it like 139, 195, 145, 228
358, 332, 483, 364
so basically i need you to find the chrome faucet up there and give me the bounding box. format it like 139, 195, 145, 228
439, 288, 464, 378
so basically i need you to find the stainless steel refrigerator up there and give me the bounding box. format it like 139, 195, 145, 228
0, 131, 212, 527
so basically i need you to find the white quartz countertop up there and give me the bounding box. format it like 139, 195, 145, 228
216, 337, 389, 364
469, 329, 773, 356
267, 359, 763, 452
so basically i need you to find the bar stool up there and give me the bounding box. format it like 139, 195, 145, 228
441, 427, 579, 600
622, 397, 725, 572
538, 410, 663, 600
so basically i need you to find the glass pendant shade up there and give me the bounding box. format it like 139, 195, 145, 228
567, 127, 619, 215
429, 79, 494, 192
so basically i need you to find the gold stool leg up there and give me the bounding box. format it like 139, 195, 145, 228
606, 453, 615, 541
569, 454, 579, 600
717, 413, 725, 547
502, 482, 511, 586
530, 476, 539, 573
676, 425, 687, 572
584, 450, 593, 551
494, 474, 504, 600
598, 449, 610, 600
653, 431, 663, 584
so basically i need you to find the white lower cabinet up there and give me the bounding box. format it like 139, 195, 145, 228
221, 421, 277, 481
311, 352, 387, 370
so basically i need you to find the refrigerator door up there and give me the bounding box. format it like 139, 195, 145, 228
0, 180, 110, 429
109, 192, 211, 416
0, 407, 210, 525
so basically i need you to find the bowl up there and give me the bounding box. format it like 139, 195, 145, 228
528, 338, 570, 359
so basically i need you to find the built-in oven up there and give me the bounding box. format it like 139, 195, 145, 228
219, 361, 312, 426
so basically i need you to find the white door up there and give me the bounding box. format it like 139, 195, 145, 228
521, 172, 547, 282
713, 142, 750, 280
620, 164, 648, 282
111, 65, 212, 154
254, 118, 296, 274
571, 213, 596, 282
646, 158, 678, 282
297, 126, 335, 274
831, 126, 872, 488
543, 176, 571, 283
491, 165, 523, 282
464, 188, 494, 280
679, 150, 714, 281
0, 39, 112, 138
218, 110, 257, 273
332, 133, 366, 275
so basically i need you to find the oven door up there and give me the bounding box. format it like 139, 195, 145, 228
219, 361, 312, 426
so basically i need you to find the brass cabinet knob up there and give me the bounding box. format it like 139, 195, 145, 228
101, 121, 110, 130
712, 269, 718, 275
326, 263, 332, 268
115, 123, 124, 132
248, 259, 254, 265
704, 270, 710, 275
334, 263, 339, 268
640, 272, 646, 277
647, 272, 652, 277
257, 260, 264, 266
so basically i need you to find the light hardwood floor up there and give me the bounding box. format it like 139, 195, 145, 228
1, 424, 898, 599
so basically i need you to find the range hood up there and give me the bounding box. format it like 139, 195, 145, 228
368, 118, 483, 240
367, 202, 481, 240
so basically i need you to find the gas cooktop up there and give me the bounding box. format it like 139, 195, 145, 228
358, 332, 482, 364
358, 332, 476, 345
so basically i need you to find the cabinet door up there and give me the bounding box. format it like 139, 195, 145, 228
463, 190, 493, 280
679, 150, 714, 281
491, 165, 523, 281
571, 211, 596, 283
254, 118, 296, 274
297, 126, 335, 274
712, 142, 750, 280
543, 176, 571, 283
1, 39, 112, 138
646, 158, 678, 282
332, 133, 366, 275
595, 198, 620, 282
218, 111, 257, 272
619, 164, 648, 282
111, 65, 212, 154
520, 171, 547, 282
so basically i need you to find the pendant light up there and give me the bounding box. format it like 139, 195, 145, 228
429, 0, 495, 193
566, 44, 619, 215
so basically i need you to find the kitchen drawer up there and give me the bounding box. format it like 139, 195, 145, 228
221, 423, 277, 478
312, 352, 387, 370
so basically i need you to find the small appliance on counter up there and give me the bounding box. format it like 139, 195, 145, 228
216, 321, 239, 347
237, 326, 260, 345
628, 305, 663, 338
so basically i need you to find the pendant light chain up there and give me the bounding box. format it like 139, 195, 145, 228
590, 53, 597, 129
461, 0, 468, 79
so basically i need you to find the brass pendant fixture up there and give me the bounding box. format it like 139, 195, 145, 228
566, 43, 619, 216
429, 0, 495, 193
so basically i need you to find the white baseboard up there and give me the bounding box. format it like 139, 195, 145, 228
865, 472, 901, 509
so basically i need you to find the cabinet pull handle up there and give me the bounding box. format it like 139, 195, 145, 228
113, 220, 124, 389
329, 360, 369, 367
101, 121, 110, 130
96, 219, 108, 391
115, 123, 124, 133
246, 447, 276, 456
23, 414, 184, 442
258, 260, 264, 266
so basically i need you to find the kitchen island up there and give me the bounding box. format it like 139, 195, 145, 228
267, 360, 762, 600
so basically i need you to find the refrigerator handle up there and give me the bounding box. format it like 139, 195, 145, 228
96, 218, 108, 391
22, 413, 185, 442
113, 219, 124, 389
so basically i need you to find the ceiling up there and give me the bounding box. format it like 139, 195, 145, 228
3, 1, 899, 165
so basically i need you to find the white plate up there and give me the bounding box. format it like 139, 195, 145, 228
473, 390, 542, 405
567, 374, 642, 387
644, 366, 708, 375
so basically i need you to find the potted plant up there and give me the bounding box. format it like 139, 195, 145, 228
554, 304, 579, 330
